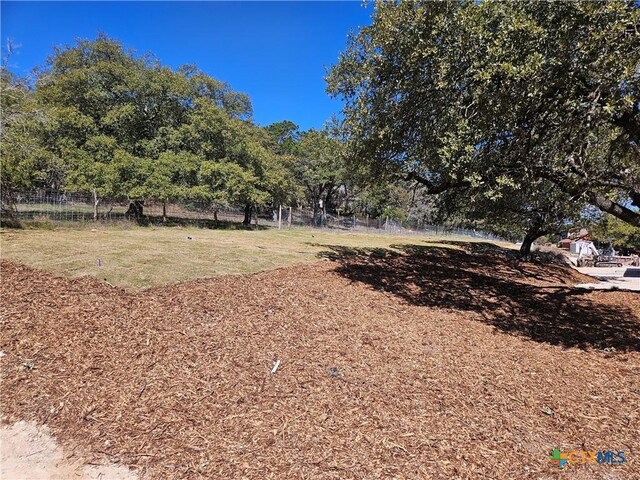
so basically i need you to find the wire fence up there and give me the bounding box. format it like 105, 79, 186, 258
1, 190, 503, 241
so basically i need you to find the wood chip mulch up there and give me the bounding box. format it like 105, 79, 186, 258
1, 241, 639, 479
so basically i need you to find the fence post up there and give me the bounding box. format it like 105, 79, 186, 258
92, 190, 99, 222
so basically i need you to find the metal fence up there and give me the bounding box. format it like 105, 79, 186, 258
1, 190, 503, 241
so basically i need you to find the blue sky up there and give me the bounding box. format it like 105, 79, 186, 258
1, 1, 373, 130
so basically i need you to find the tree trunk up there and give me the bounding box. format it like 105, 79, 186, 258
519, 228, 547, 260
325, 183, 335, 213
243, 204, 252, 225
102, 206, 113, 220
213, 209, 219, 226
162, 199, 167, 223
126, 200, 145, 222
92, 190, 99, 222
312, 197, 320, 226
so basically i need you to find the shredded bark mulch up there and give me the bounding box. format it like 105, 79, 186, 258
1, 241, 639, 479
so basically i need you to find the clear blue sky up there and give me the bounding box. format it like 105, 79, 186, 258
1, 1, 373, 130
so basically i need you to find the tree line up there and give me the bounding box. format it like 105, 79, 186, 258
0, 35, 465, 231
3, 1, 639, 257
1, 35, 366, 225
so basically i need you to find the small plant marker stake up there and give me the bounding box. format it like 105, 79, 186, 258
271, 359, 281, 374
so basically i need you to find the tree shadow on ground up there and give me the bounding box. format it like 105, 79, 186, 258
144, 215, 269, 230
318, 241, 640, 351
1, 211, 269, 231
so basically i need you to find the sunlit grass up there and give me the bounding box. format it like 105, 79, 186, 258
0, 224, 511, 288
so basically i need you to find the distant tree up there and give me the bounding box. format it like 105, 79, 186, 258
30, 34, 297, 223
223, 120, 291, 224
353, 182, 409, 221
293, 129, 345, 222
265, 120, 300, 154
591, 214, 640, 251
136, 151, 201, 222
0, 68, 52, 210
35, 35, 175, 216
180, 65, 253, 121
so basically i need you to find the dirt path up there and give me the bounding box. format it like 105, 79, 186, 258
574, 266, 640, 291
0, 420, 136, 480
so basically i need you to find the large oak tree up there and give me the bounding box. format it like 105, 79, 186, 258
7, 35, 294, 222
327, 0, 640, 252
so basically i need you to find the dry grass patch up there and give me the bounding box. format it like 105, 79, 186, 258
0, 225, 509, 288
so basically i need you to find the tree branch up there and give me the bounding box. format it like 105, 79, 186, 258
404, 171, 470, 194
539, 170, 640, 227
586, 190, 640, 227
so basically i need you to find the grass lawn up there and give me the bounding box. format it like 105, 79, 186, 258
0, 224, 509, 288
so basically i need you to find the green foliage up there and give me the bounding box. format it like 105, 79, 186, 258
10, 34, 299, 215
380, 206, 407, 222
0, 69, 54, 200
265, 121, 348, 214
265, 120, 299, 154
591, 214, 640, 250
3, 34, 390, 223
292, 129, 345, 213
327, 1, 640, 234
354, 182, 411, 219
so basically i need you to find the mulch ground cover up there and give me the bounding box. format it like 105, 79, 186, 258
1, 241, 639, 479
